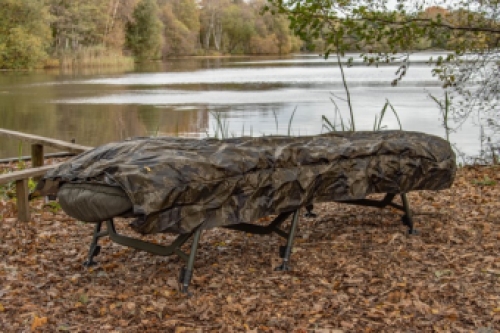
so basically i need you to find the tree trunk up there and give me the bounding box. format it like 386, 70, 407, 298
204, 12, 215, 50
213, 15, 222, 51
104, 0, 121, 45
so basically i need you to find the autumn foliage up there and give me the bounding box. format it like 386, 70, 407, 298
0, 0, 301, 70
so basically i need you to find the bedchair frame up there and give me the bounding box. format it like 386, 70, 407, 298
82, 193, 414, 294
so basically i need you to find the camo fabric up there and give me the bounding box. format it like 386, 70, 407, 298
37, 131, 456, 234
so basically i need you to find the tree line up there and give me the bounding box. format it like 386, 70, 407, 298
1, 0, 497, 78
0, 0, 303, 70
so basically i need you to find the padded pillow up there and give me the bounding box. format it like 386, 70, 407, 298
58, 183, 133, 222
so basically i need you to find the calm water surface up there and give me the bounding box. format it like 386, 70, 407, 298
0, 53, 483, 160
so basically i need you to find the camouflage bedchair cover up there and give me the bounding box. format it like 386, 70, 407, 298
36, 131, 456, 234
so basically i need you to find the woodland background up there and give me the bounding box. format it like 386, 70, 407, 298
1, 0, 490, 69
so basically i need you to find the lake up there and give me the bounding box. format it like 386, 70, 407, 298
0, 53, 486, 161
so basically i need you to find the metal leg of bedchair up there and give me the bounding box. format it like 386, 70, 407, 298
179, 228, 203, 295
83, 221, 105, 267
304, 204, 317, 218
400, 193, 417, 235
275, 209, 300, 271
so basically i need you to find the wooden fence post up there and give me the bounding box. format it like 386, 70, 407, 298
16, 179, 30, 222
31, 144, 44, 181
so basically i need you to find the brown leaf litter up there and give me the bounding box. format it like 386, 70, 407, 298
1, 162, 500, 332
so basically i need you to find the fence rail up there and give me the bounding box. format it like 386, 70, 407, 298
0, 128, 90, 153
0, 128, 92, 221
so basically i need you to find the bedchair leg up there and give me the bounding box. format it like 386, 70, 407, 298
275, 209, 300, 271
179, 228, 203, 295
400, 193, 417, 235
83, 221, 104, 267
304, 204, 317, 218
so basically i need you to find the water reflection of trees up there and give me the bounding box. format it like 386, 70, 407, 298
0, 101, 210, 158
57, 105, 210, 147
137, 106, 209, 137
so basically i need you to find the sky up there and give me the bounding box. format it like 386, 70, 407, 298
385, 0, 470, 11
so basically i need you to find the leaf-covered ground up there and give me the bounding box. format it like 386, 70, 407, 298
1, 162, 500, 332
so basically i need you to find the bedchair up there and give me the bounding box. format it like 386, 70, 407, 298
35, 131, 456, 294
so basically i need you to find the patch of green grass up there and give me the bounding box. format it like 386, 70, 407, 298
0, 187, 11, 198
373, 99, 402, 131
0, 176, 38, 199
471, 175, 496, 186
322, 95, 348, 132
287, 107, 297, 136
210, 111, 230, 139
44, 201, 62, 213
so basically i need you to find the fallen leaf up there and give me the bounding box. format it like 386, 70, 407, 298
31, 316, 47, 331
